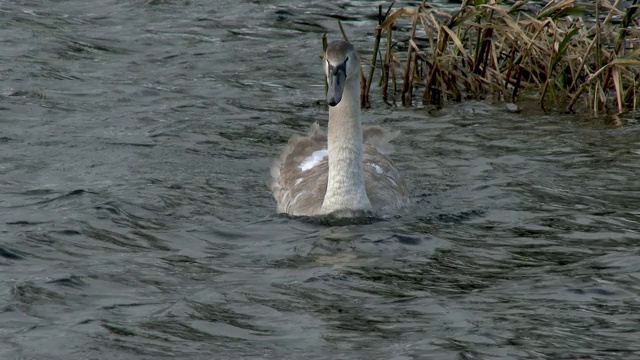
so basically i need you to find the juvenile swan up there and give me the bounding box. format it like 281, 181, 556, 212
269, 40, 409, 217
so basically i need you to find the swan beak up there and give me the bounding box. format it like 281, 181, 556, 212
327, 66, 346, 107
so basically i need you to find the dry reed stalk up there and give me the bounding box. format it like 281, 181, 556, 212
400, 10, 421, 105
361, 0, 640, 114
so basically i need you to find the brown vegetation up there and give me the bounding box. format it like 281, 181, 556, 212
355, 0, 640, 114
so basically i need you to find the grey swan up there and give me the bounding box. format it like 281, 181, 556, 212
269, 40, 409, 217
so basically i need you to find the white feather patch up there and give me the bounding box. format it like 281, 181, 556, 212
294, 178, 303, 186
369, 162, 383, 174
299, 149, 328, 171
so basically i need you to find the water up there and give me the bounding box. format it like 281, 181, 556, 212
2, 1, 640, 359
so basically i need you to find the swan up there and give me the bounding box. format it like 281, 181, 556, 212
269, 40, 409, 217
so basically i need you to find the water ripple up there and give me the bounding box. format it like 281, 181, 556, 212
1, 0, 639, 359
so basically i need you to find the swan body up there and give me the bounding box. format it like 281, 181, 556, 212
269, 40, 409, 217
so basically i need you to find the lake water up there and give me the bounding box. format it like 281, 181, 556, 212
1, 1, 640, 359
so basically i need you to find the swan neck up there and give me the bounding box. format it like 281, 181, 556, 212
321, 78, 372, 214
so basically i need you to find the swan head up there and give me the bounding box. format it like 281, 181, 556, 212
324, 40, 359, 107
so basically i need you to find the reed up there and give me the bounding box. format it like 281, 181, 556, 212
362, 0, 640, 114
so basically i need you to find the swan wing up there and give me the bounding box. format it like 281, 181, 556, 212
362, 126, 410, 212
269, 123, 328, 216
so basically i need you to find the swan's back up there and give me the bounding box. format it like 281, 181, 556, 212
269, 123, 409, 216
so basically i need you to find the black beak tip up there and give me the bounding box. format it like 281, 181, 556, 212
328, 98, 337, 107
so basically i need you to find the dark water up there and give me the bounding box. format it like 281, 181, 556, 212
2, 1, 640, 359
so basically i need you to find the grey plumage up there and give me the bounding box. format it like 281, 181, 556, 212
269, 123, 409, 216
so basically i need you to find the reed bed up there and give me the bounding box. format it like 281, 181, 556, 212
358, 0, 640, 114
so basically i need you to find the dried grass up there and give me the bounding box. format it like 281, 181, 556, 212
361, 0, 640, 114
